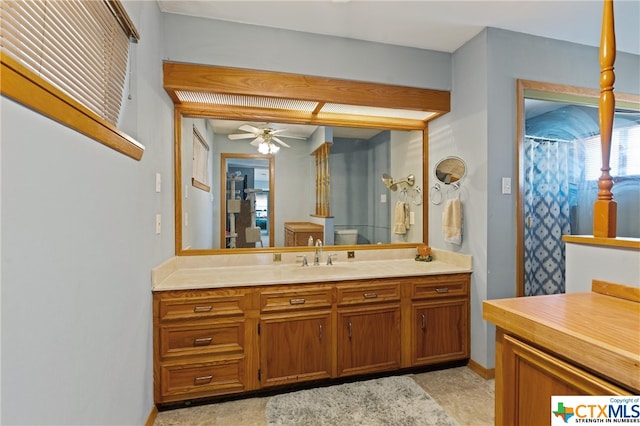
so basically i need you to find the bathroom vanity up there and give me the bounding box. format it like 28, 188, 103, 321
152, 250, 471, 404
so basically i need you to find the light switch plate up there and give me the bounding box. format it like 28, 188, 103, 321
502, 177, 512, 194
155, 214, 161, 234
380, 194, 387, 203
155, 172, 161, 193
409, 211, 415, 225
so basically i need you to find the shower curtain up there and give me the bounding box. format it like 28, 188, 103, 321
523, 137, 572, 296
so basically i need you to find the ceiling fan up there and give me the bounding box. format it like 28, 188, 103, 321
228, 124, 305, 153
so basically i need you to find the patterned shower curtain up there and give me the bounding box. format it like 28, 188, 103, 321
523, 137, 572, 296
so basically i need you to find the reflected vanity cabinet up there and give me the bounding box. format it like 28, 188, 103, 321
284, 222, 324, 247
153, 273, 470, 404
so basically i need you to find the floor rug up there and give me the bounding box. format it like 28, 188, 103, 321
265, 375, 459, 426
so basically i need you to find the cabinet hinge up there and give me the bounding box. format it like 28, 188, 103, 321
258, 369, 261, 381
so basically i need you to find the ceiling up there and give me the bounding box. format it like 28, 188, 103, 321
157, 0, 640, 55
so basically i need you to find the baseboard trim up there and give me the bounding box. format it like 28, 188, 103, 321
145, 405, 158, 426
467, 359, 495, 380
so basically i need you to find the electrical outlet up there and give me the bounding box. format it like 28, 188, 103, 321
155, 172, 161, 193
347, 251, 355, 259
273, 253, 282, 262
155, 214, 161, 234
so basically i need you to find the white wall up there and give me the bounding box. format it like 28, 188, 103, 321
565, 243, 640, 293
0, 1, 172, 424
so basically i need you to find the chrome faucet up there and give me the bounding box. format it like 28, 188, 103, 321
314, 239, 323, 265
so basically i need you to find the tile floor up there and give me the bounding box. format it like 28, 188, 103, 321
154, 366, 494, 426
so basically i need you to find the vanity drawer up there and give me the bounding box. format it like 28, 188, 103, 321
158, 293, 245, 322
260, 286, 333, 313
159, 320, 244, 359
161, 358, 244, 400
411, 274, 470, 300
336, 282, 401, 306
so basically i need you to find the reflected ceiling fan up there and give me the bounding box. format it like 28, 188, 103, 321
228, 124, 305, 154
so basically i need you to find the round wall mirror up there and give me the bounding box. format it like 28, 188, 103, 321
434, 156, 466, 184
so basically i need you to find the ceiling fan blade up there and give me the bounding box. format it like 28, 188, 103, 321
277, 134, 307, 140
250, 137, 264, 146
239, 124, 261, 134
228, 133, 257, 140
272, 137, 290, 148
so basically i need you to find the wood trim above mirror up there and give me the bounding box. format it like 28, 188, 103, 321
165, 63, 449, 255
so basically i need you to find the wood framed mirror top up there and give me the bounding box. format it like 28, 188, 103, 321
164, 62, 451, 255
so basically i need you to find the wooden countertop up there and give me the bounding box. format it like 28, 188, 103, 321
483, 290, 640, 393
284, 222, 323, 232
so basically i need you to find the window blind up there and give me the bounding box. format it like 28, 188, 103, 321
1, 0, 139, 125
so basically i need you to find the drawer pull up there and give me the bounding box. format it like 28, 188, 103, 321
194, 375, 213, 385
319, 324, 323, 341
363, 292, 378, 299
347, 321, 352, 339
194, 337, 213, 346
435, 287, 449, 293
193, 305, 213, 313
289, 298, 306, 305
421, 314, 426, 330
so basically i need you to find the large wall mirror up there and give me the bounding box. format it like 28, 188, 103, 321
165, 62, 451, 255
179, 115, 425, 251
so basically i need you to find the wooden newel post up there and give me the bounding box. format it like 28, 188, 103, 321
594, 0, 617, 237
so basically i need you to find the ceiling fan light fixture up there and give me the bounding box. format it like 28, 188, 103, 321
258, 141, 280, 154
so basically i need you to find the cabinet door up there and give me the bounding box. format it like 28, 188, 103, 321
337, 305, 400, 377
260, 311, 332, 387
497, 332, 631, 426
412, 299, 468, 365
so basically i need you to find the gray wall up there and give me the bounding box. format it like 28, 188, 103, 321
1, 1, 172, 424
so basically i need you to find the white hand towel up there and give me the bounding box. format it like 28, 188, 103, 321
442, 198, 462, 244
394, 201, 408, 234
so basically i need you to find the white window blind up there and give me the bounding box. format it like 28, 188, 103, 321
582, 125, 640, 180
1, 0, 139, 125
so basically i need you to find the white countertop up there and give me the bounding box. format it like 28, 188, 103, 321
152, 248, 472, 291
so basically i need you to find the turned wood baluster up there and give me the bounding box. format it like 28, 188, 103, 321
594, 0, 617, 237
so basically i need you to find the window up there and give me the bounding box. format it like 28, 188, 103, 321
0, 0, 144, 160
192, 126, 210, 192
582, 124, 640, 180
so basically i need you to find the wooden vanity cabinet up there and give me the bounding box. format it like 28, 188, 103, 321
153, 272, 471, 404
284, 222, 324, 247
497, 331, 630, 426
258, 285, 333, 387
410, 274, 470, 366
336, 281, 401, 376
153, 289, 250, 403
